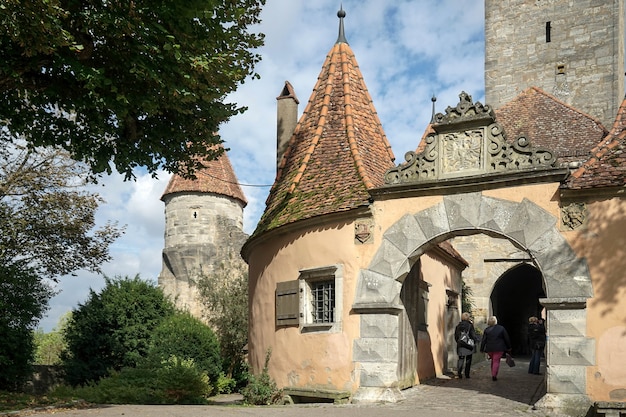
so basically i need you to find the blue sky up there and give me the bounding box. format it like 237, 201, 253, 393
40, 1, 486, 331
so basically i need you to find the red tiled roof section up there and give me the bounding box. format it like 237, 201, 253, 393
437, 241, 469, 267
567, 97, 626, 190
161, 148, 247, 206
495, 87, 607, 166
256, 41, 395, 234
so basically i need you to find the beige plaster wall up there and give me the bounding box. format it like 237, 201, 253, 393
419, 252, 462, 379
247, 219, 376, 392
565, 197, 626, 402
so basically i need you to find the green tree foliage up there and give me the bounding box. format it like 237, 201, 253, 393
241, 349, 281, 405
0, 261, 54, 390
0, 143, 121, 391
461, 280, 475, 316
34, 312, 71, 365
0, 0, 266, 179
146, 311, 222, 389
0, 143, 123, 280
62, 275, 176, 386
198, 271, 248, 383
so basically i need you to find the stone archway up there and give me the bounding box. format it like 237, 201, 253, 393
351, 192, 593, 406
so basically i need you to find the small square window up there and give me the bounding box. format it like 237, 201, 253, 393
299, 265, 343, 332
311, 280, 335, 323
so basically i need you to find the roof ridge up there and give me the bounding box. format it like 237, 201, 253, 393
530, 87, 608, 130
569, 97, 626, 181
495, 87, 607, 134
340, 44, 393, 189
269, 54, 333, 205
287, 56, 335, 194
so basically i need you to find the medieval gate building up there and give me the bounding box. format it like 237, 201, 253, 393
242, 4, 626, 414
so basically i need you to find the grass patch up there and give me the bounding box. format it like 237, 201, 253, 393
0, 390, 87, 413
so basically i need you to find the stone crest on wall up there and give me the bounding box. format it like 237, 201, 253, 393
561, 202, 587, 230
384, 92, 557, 185
354, 219, 374, 244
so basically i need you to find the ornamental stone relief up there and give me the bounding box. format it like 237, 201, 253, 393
384, 92, 557, 185
561, 202, 587, 231
442, 130, 482, 173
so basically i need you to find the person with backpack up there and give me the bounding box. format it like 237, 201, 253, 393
480, 315, 512, 381
454, 312, 479, 379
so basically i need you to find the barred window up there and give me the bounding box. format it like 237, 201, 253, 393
311, 280, 335, 323
298, 265, 343, 332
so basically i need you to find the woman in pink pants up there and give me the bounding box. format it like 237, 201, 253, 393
479, 316, 511, 381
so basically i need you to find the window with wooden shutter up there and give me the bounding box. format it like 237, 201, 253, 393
299, 264, 343, 333
276, 280, 299, 327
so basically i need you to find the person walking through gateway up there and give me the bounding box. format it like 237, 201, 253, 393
454, 312, 479, 379
527, 316, 546, 375
480, 315, 511, 381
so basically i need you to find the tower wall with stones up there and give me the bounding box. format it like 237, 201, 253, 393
485, 0, 624, 128
159, 192, 248, 320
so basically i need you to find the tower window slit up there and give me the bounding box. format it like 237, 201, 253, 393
546, 21, 551, 43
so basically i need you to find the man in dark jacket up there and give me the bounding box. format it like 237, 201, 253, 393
480, 315, 511, 381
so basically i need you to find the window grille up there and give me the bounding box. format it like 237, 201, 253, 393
311, 280, 335, 323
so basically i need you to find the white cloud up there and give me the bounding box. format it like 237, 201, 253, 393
40, 0, 485, 331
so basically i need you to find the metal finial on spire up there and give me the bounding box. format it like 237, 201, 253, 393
336, 5, 348, 44
430, 94, 437, 124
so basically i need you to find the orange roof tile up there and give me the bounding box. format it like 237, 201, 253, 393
566, 97, 626, 190
495, 87, 607, 166
161, 147, 247, 206
254, 20, 395, 235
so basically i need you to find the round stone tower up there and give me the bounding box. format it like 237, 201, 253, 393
159, 148, 248, 320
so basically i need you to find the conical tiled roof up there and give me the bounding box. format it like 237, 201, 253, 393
253, 11, 395, 235
495, 87, 607, 166
566, 97, 626, 190
161, 146, 247, 206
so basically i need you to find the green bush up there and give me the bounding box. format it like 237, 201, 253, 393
216, 372, 236, 394
241, 349, 282, 405
0, 261, 54, 391
146, 312, 221, 390
155, 357, 211, 403
62, 275, 176, 386
0, 327, 35, 391
52, 357, 211, 405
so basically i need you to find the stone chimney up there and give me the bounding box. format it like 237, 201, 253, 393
276, 81, 299, 170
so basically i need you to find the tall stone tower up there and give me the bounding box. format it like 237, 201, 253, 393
159, 148, 248, 320
485, 0, 624, 127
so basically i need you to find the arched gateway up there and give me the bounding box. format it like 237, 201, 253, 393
352, 192, 593, 405
349, 93, 594, 406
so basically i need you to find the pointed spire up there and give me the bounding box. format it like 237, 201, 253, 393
254, 15, 395, 235
336, 5, 348, 44
430, 94, 437, 123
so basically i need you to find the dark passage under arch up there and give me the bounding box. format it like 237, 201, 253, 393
491, 263, 545, 356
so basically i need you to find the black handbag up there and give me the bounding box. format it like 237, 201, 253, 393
505, 353, 516, 367
459, 330, 475, 349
